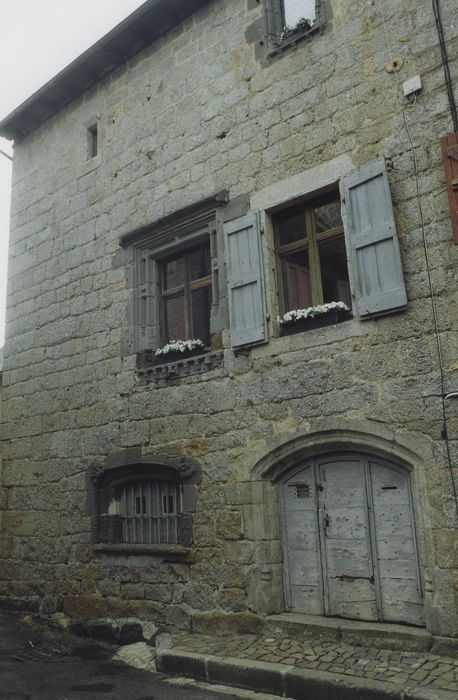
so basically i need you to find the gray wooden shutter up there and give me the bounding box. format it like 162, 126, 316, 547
223, 212, 267, 347
136, 254, 159, 351
341, 159, 407, 318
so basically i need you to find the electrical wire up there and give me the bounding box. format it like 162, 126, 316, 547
379, 1, 458, 520
432, 0, 458, 133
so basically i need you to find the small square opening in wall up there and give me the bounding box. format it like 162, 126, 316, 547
87, 123, 98, 159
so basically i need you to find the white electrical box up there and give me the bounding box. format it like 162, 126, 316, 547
402, 75, 422, 97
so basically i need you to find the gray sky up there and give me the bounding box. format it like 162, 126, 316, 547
0, 0, 147, 345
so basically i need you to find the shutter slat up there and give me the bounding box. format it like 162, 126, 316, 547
440, 132, 458, 244
341, 159, 407, 318
224, 212, 267, 347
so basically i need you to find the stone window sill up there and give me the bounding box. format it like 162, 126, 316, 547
268, 23, 322, 57
80, 154, 101, 178
93, 543, 192, 561
137, 350, 223, 381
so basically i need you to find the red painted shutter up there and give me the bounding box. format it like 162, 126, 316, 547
440, 132, 458, 244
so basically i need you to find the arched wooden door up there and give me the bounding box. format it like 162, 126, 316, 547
279, 454, 424, 625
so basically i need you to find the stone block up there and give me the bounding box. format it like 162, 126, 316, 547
183, 582, 214, 611
157, 649, 206, 681
63, 595, 108, 620
207, 656, 285, 696
215, 510, 243, 540
215, 587, 247, 612
191, 611, 264, 636
434, 529, 458, 568
118, 622, 144, 645
243, 501, 280, 541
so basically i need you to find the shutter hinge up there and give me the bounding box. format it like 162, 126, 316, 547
260, 227, 265, 235
451, 178, 458, 190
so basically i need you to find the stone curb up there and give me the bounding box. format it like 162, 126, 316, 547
156, 649, 458, 700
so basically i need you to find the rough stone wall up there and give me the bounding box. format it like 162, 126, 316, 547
0, 0, 457, 636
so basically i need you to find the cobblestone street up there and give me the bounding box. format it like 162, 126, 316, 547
171, 634, 458, 695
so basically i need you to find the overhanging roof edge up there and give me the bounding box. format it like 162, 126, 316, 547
0, 0, 212, 141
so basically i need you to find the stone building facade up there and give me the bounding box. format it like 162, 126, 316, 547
0, 0, 457, 641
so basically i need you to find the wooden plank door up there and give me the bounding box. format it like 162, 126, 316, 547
368, 459, 424, 625
280, 464, 323, 614
318, 457, 379, 621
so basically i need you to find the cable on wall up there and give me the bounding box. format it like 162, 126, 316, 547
432, 0, 458, 133
378, 1, 458, 521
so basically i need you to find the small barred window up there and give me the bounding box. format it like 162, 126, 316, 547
99, 480, 181, 545
90, 456, 201, 550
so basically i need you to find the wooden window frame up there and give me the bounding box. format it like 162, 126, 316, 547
119, 191, 228, 356
159, 242, 212, 345
274, 191, 347, 313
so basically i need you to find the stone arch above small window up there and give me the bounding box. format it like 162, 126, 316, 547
89, 451, 201, 549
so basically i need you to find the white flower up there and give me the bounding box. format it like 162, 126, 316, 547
155, 339, 204, 356
279, 301, 350, 325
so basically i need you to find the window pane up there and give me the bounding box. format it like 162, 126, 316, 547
164, 294, 186, 341
135, 495, 146, 515
315, 200, 343, 234
191, 285, 212, 345
277, 208, 308, 247
163, 255, 185, 290
282, 249, 312, 311
189, 244, 211, 281
283, 0, 316, 26
318, 236, 352, 307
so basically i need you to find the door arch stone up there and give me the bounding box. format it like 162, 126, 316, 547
279, 452, 424, 626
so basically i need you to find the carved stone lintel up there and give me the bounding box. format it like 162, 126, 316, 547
89, 453, 201, 485
90, 459, 106, 483
177, 456, 198, 480
137, 351, 223, 381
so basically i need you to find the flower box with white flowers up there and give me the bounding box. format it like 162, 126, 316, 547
279, 302, 351, 336
154, 339, 206, 364
280, 17, 313, 42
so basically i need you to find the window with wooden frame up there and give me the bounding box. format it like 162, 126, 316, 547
275, 192, 352, 314
159, 241, 212, 346
120, 192, 230, 359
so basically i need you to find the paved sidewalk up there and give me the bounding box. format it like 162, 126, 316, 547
157, 632, 458, 699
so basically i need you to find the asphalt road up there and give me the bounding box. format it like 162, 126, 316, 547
0, 611, 285, 700
0, 657, 270, 700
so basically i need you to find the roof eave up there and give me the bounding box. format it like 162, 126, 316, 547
0, 0, 212, 141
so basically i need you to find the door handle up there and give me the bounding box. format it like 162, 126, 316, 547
323, 512, 330, 537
